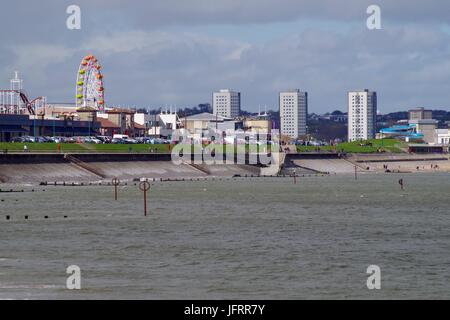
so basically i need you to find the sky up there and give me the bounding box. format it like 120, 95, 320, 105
1, 0, 450, 114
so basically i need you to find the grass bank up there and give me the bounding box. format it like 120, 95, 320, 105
297, 139, 408, 154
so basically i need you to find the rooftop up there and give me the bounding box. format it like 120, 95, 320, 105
98, 118, 119, 128
107, 108, 136, 114
185, 112, 231, 122
409, 119, 439, 124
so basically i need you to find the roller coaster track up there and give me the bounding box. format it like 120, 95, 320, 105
0, 90, 44, 115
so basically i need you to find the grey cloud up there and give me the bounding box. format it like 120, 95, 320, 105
1, 1, 450, 113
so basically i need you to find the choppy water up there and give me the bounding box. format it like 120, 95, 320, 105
1, 173, 450, 299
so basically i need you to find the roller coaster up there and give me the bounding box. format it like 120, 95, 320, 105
0, 89, 46, 115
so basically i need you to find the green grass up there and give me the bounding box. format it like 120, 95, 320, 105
88, 143, 172, 153
297, 139, 407, 154
0, 142, 276, 154
0, 143, 171, 153
0, 143, 87, 152
297, 145, 335, 152
0, 139, 406, 154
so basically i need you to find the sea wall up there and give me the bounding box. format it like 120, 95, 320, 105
0, 153, 266, 183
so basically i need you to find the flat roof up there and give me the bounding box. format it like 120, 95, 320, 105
185, 112, 231, 121
408, 119, 438, 124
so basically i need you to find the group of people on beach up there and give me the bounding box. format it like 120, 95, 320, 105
416, 164, 440, 170
382, 163, 441, 172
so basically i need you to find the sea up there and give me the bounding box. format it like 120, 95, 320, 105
1, 173, 450, 299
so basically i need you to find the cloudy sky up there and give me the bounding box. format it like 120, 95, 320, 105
1, 0, 450, 113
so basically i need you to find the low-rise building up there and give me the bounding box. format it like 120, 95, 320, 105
409, 107, 433, 121
36, 104, 78, 118
244, 119, 272, 134
0, 114, 30, 142
146, 111, 181, 139
97, 118, 120, 137
183, 112, 230, 134
436, 129, 450, 145
409, 119, 438, 144
103, 108, 136, 136
0, 114, 100, 141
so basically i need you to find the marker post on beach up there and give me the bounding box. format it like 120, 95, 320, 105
139, 181, 151, 217
399, 178, 404, 191
112, 178, 120, 201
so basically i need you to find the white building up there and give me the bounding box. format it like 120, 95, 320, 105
213, 89, 241, 118
279, 90, 308, 139
145, 111, 181, 138
348, 89, 377, 142
436, 129, 450, 145
134, 113, 151, 127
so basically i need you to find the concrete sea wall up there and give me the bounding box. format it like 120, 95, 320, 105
0, 153, 265, 183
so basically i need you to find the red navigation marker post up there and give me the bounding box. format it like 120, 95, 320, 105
139, 181, 151, 217
112, 178, 120, 201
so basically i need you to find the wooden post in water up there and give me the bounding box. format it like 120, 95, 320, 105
354, 165, 358, 180
112, 178, 120, 201
139, 181, 151, 217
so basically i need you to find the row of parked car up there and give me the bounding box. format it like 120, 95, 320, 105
10, 136, 111, 144
110, 137, 172, 144
10, 135, 173, 145
10, 136, 78, 143
294, 140, 329, 146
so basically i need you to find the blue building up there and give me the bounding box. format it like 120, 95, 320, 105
0, 114, 100, 142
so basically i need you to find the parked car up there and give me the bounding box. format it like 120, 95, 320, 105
96, 136, 112, 144
23, 136, 36, 143
113, 134, 130, 140
111, 138, 126, 144
46, 136, 62, 143
123, 138, 138, 144
11, 137, 25, 143
83, 137, 102, 144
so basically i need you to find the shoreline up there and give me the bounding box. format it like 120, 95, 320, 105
1, 152, 450, 184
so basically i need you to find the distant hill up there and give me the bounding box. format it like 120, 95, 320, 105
307, 119, 347, 142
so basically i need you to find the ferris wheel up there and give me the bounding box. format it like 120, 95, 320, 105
76, 55, 105, 110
